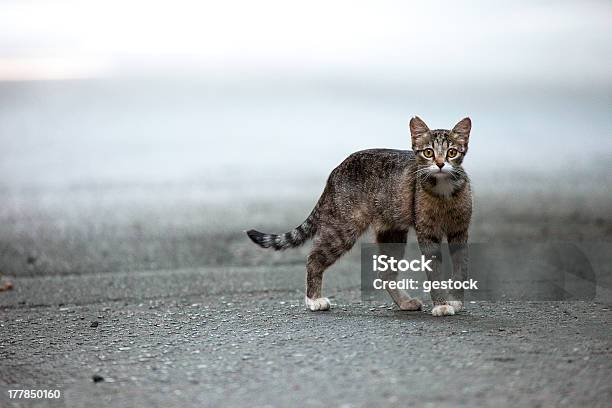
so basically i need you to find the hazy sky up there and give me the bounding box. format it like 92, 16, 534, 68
0, 0, 611, 85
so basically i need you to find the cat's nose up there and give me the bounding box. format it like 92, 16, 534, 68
436, 162, 444, 169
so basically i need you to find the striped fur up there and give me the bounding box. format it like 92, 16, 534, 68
246, 117, 473, 315
247, 208, 318, 250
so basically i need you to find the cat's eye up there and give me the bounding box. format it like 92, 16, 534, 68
447, 148, 458, 158
422, 148, 434, 158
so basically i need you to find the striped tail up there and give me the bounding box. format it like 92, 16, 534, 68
247, 211, 318, 251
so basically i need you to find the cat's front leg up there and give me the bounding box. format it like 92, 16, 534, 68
417, 233, 454, 316
447, 230, 469, 312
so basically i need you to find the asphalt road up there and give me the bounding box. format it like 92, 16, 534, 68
1, 178, 611, 407
1, 259, 612, 408
1, 76, 612, 407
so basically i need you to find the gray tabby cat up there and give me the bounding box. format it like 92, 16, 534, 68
247, 117, 472, 316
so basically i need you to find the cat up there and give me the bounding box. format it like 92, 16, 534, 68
247, 117, 472, 316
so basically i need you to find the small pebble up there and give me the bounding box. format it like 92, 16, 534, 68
0, 281, 13, 291
92, 374, 104, 383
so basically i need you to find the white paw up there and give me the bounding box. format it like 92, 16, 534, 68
399, 298, 423, 311
305, 296, 331, 311
447, 301, 463, 312
431, 304, 455, 317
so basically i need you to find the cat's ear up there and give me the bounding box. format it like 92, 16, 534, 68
409, 116, 430, 147
451, 117, 471, 145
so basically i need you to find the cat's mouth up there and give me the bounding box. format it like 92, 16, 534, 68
432, 171, 450, 177
431, 168, 452, 177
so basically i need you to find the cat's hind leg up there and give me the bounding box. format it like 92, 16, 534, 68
375, 229, 423, 311
305, 225, 359, 311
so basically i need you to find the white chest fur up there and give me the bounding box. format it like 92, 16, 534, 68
430, 178, 456, 198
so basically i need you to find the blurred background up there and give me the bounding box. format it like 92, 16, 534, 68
0, 0, 611, 281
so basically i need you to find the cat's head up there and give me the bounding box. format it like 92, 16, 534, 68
409, 116, 471, 179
